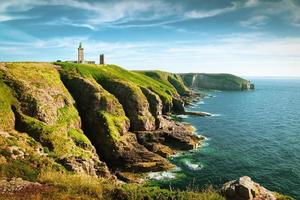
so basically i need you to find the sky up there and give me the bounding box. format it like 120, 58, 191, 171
0, 0, 300, 77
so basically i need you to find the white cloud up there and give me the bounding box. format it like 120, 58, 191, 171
253, 0, 300, 27
184, 3, 238, 19
44, 17, 96, 30
239, 15, 269, 29
0, 0, 180, 26
245, 0, 259, 7
1, 32, 300, 76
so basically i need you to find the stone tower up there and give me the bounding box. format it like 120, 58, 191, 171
99, 54, 104, 65
78, 42, 84, 63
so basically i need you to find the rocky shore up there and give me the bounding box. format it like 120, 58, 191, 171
0, 62, 205, 182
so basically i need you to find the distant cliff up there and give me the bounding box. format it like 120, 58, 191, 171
180, 73, 255, 90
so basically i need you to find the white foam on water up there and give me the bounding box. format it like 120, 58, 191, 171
177, 114, 189, 119
196, 101, 205, 105
183, 160, 204, 171
173, 166, 182, 172
211, 113, 222, 117
198, 136, 210, 148
201, 141, 210, 147
148, 171, 176, 180
170, 151, 185, 158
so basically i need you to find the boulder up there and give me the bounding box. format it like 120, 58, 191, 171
221, 176, 276, 200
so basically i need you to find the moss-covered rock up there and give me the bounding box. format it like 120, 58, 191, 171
0, 130, 61, 181
59, 71, 172, 172
59, 73, 128, 156
0, 74, 16, 131
99, 79, 156, 132
0, 63, 109, 177
56, 62, 185, 114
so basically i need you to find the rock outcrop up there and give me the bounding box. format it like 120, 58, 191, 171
222, 176, 276, 200
137, 117, 204, 157
0, 177, 45, 195
140, 87, 164, 129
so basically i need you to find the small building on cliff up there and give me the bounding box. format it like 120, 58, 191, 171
65, 43, 105, 65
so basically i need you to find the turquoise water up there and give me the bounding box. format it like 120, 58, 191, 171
152, 79, 300, 199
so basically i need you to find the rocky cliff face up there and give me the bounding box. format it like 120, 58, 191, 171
0, 63, 110, 177
59, 71, 172, 172
180, 73, 254, 91
98, 79, 156, 132
2, 62, 238, 181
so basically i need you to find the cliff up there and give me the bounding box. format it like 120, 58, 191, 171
180, 73, 255, 90
0, 62, 290, 200
0, 62, 202, 179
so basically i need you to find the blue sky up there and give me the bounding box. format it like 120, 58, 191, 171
0, 0, 300, 76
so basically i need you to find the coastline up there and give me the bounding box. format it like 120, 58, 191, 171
144, 91, 209, 183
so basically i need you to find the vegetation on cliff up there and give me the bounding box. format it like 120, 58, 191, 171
137, 70, 190, 96
58, 70, 171, 172
1, 171, 225, 200
180, 73, 254, 90
56, 62, 187, 113
0, 62, 109, 177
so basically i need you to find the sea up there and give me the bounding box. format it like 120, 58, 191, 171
149, 78, 300, 199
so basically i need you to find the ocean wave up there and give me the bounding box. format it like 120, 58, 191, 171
183, 160, 204, 171
148, 171, 177, 180
211, 113, 222, 117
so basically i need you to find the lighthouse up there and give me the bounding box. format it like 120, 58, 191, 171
78, 42, 84, 63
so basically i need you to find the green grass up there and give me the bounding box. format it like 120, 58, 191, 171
137, 70, 190, 96
1, 62, 98, 164
99, 111, 124, 141
56, 62, 182, 106
59, 71, 130, 142
16, 105, 93, 160
35, 171, 225, 200
0, 130, 63, 182
0, 80, 16, 131
67, 129, 92, 148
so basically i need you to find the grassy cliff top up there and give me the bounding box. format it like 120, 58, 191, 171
136, 70, 190, 96
56, 62, 182, 104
